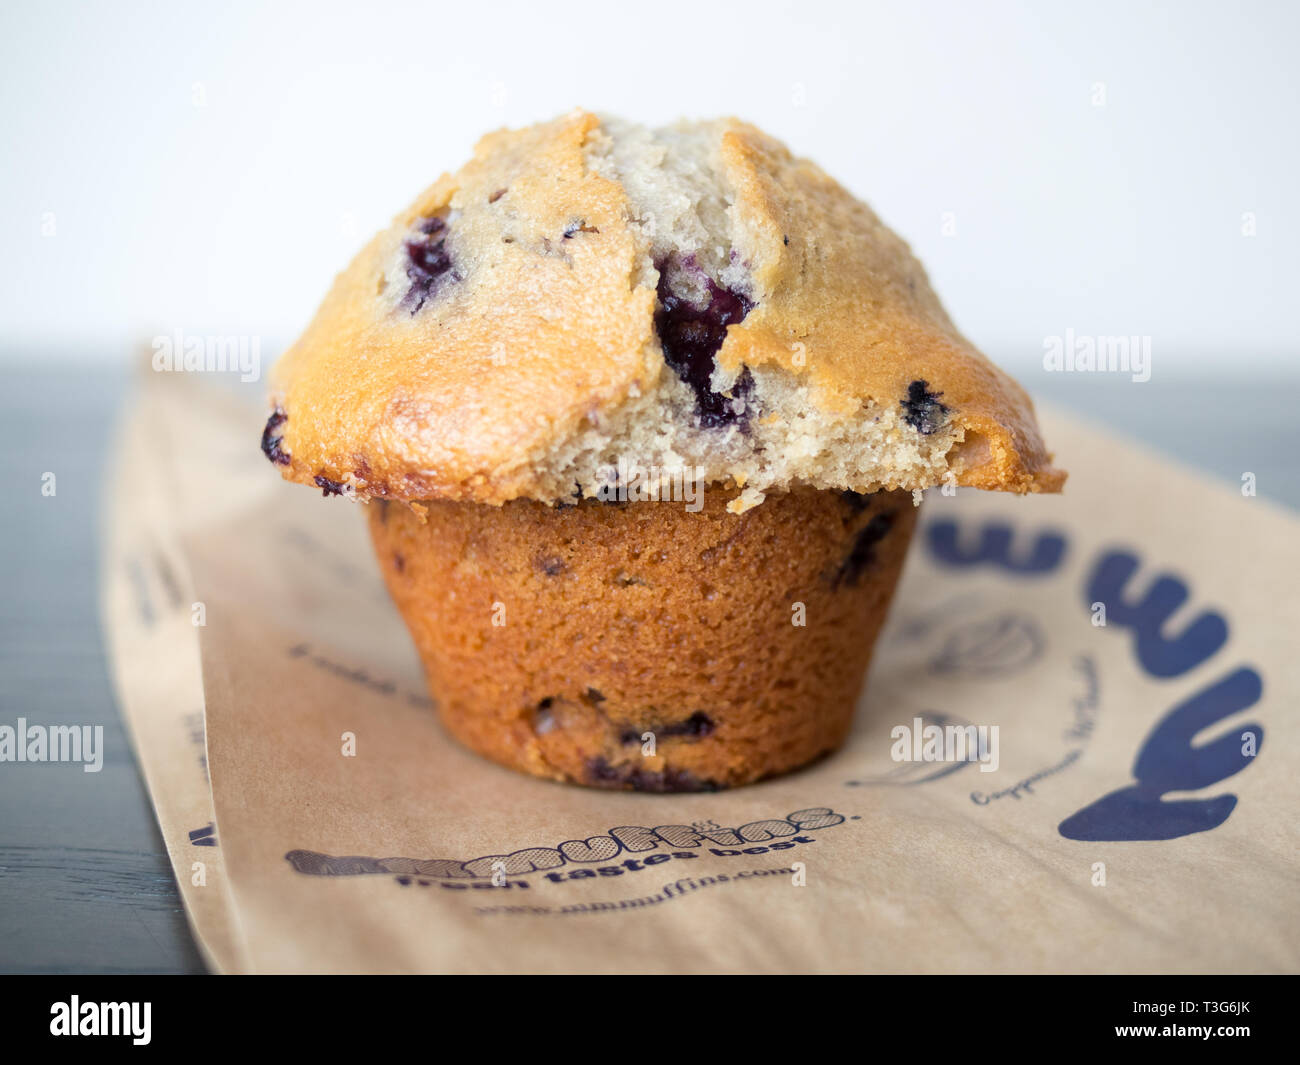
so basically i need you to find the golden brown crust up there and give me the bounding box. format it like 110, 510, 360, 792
268, 110, 1064, 503
370, 487, 918, 789
715, 121, 1064, 493
270, 111, 660, 502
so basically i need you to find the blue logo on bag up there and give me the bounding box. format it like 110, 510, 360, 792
924, 521, 1265, 842
1061, 550, 1263, 840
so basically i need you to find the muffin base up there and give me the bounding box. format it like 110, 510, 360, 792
369, 486, 918, 790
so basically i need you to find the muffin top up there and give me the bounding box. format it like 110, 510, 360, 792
264, 109, 1064, 508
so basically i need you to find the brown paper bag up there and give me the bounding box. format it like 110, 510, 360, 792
106, 369, 1300, 974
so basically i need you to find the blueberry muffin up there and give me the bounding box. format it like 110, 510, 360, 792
263, 110, 1064, 789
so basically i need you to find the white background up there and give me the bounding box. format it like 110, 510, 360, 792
2, 0, 1297, 373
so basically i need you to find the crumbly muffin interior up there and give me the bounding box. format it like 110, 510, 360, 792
527, 117, 965, 509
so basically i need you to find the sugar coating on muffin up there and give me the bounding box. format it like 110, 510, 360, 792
266, 109, 1064, 506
